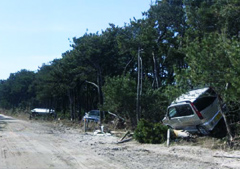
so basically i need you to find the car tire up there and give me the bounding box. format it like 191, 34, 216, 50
197, 125, 210, 135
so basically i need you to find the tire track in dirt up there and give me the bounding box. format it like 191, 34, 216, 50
1, 114, 240, 169
0, 114, 124, 169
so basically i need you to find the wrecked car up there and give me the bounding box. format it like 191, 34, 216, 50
30, 108, 56, 119
83, 110, 100, 122
162, 87, 223, 135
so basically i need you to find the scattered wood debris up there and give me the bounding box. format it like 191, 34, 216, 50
117, 131, 133, 144
167, 129, 193, 147
213, 155, 240, 159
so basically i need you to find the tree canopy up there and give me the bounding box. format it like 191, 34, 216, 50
1, 0, 240, 126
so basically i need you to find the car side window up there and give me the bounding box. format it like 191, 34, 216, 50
168, 107, 178, 118
168, 104, 194, 118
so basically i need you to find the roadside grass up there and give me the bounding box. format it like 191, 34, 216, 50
0, 108, 30, 120
1, 108, 240, 150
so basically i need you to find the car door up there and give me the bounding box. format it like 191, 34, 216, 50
166, 106, 182, 129
176, 103, 201, 129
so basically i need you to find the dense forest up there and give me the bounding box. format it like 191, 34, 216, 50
1, 0, 240, 127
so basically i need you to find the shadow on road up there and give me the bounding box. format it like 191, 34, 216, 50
0, 121, 7, 131
0, 114, 16, 131
0, 114, 15, 121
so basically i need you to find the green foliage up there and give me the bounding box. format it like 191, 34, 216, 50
141, 87, 168, 122
184, 34, 229, 88
163, 85, 187, 104
134, 119, 168, 144
101, 74, 136, 124
179, 33, 240, 107
180, 0, 240, 122
1, 0, 240, 126
0, 70, 35, 109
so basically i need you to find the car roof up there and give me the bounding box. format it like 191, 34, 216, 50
31, 108, 54, 112
171, 87, 209, 104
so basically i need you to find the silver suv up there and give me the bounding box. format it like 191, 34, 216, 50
162, 87, 223, 135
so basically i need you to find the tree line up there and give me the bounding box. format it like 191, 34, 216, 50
0, 0, 240, 126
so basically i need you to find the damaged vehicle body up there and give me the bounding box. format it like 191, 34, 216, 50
162, 87, 224, 135
83, 110, 100, 122
30, 108, 56, 119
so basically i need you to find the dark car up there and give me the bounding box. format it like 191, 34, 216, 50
83, 110, 100, 122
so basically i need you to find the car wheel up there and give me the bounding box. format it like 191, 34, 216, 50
197, 125, 210, 135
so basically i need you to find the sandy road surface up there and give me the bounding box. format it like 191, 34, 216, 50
0, 114, 122, 169
0, 114, 240, 169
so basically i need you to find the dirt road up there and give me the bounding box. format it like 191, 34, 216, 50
0, 114, 240, 169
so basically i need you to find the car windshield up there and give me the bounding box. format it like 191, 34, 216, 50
89, 110, 99, 116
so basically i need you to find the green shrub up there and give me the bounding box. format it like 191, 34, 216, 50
134, 119, 168, 144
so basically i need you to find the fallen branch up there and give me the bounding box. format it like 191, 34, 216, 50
117, 138, 132, 144
107, 111, 125, 121
117, 131, 133, 144
110, 131, 127, 134
119, 131, 130, 142
213, 155, 240, 159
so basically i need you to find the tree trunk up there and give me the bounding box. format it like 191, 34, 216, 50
97, 70, 104, 106
97, 70, 104, 125
77, 87, 82, 121
136, 48, 142, 123
218, 95, 233, 141
68, 89, 75, 121
152, 52, 159, 89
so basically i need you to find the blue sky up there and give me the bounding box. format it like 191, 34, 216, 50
0, 0, 153, 80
